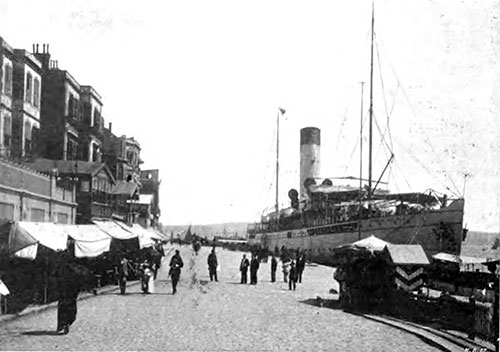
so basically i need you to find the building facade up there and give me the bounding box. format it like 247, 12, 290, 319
0, 37, 14, 158
11, 48, 42, 160
0, 158, 76, 223
140, 169, 161, 227
80, 85, 103, 162
28, 158, 118, 224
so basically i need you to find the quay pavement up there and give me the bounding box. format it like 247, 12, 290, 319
0, 245, 478, 351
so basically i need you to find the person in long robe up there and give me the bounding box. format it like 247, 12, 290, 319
55, 255, 83, 335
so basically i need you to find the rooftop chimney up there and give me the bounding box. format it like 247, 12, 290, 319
108, 122, 112, 132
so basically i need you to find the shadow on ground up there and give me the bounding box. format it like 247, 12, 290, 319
299, 297, 343, 309
21, 330, 61, 336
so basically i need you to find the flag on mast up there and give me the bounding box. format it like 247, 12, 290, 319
279, 107, 286, 115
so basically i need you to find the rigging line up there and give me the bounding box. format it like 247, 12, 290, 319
391, 159, 413, 190
341, 108, 370, 178
397, 81, 461, 196
393, 137, 460, 197
376, 37, 399, 153
372, 111, 393, 155
375, 38, 390, 124
376, 45, 461, 196
334, 105, 351, 156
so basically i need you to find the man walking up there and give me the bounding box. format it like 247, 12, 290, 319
289, 261, 298, 291
118, 257, 132, 295
270, 254, 277, 283
240, 254, 250, 284
250, 254, 260, 285
208, 248, 218, 282
169, 250, 184, 294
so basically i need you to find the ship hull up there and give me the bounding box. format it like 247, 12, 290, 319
248, 199, 464, 267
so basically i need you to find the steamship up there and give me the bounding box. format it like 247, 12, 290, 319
246, 10, 465, 267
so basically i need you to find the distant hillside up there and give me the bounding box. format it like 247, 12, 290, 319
461, 230, 500, 260
162, 222, 249, 241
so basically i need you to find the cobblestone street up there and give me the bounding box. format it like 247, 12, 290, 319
0, 245, 443, 351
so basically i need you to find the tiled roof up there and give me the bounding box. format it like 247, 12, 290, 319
29, 158, 105, 176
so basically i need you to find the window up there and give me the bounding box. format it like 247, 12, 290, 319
25, 72, 32, 103
24, 121, 32, 155
0, 202, 14, 220
3, 65, 12, 96
67, 138, 78, 160
92, 143, 100, 162
31, 208, 45, 222
57, 212, 69, 224
33, 78, 40, 107
68, 95, 74, 118
3, 115, 11, 147
31, 126, 39, 153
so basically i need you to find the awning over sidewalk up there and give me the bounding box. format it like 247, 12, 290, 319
9, 222, 113, 259
10, 222, 69, 260
67, 225, 112, 258
92, 220, 137, 240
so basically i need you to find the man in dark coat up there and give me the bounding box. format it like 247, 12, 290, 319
118, 257, 133, 294
270, 254, 277, 283
239, 254, 250, 284
250, 254, 260, 285
289, 261, 298, 291
169, 250, 184, 294
207, 248, 218, 282
296, 253, 306, 283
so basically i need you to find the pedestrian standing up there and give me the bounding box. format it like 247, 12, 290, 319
169, 250, 184, 294
240, 254, 250, 284
289, 261, 298, 291
140, 261, 155, 294
270, 255, 277, 282
296, 253, 306, 283
118, 257, 133, 295
250, 254, 260, 285
282, 260, 290, 283
208, 248, 218, 282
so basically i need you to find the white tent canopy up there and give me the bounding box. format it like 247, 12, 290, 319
10, 222, 113, 259
93, 220, 137, 240
351, 235, 391, 252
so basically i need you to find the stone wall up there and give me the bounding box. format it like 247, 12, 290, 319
0, 158, 76, 223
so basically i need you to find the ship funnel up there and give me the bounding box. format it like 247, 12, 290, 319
300, 127, 321, 200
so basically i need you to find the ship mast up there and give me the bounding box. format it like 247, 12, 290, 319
276, 109, 280, 215
276, 108, 286, 223
368, 3, 375, 204
359, 81, 365, 239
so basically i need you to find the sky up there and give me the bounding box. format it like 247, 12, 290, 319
0, 0, 499, 231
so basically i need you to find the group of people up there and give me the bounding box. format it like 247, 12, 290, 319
239, 251, 307, 290
239, 253, 261, 284
54, 243, 306, 335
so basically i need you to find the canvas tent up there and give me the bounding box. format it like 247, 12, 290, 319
352, 235, 390, 252
8, 222, 113, 259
